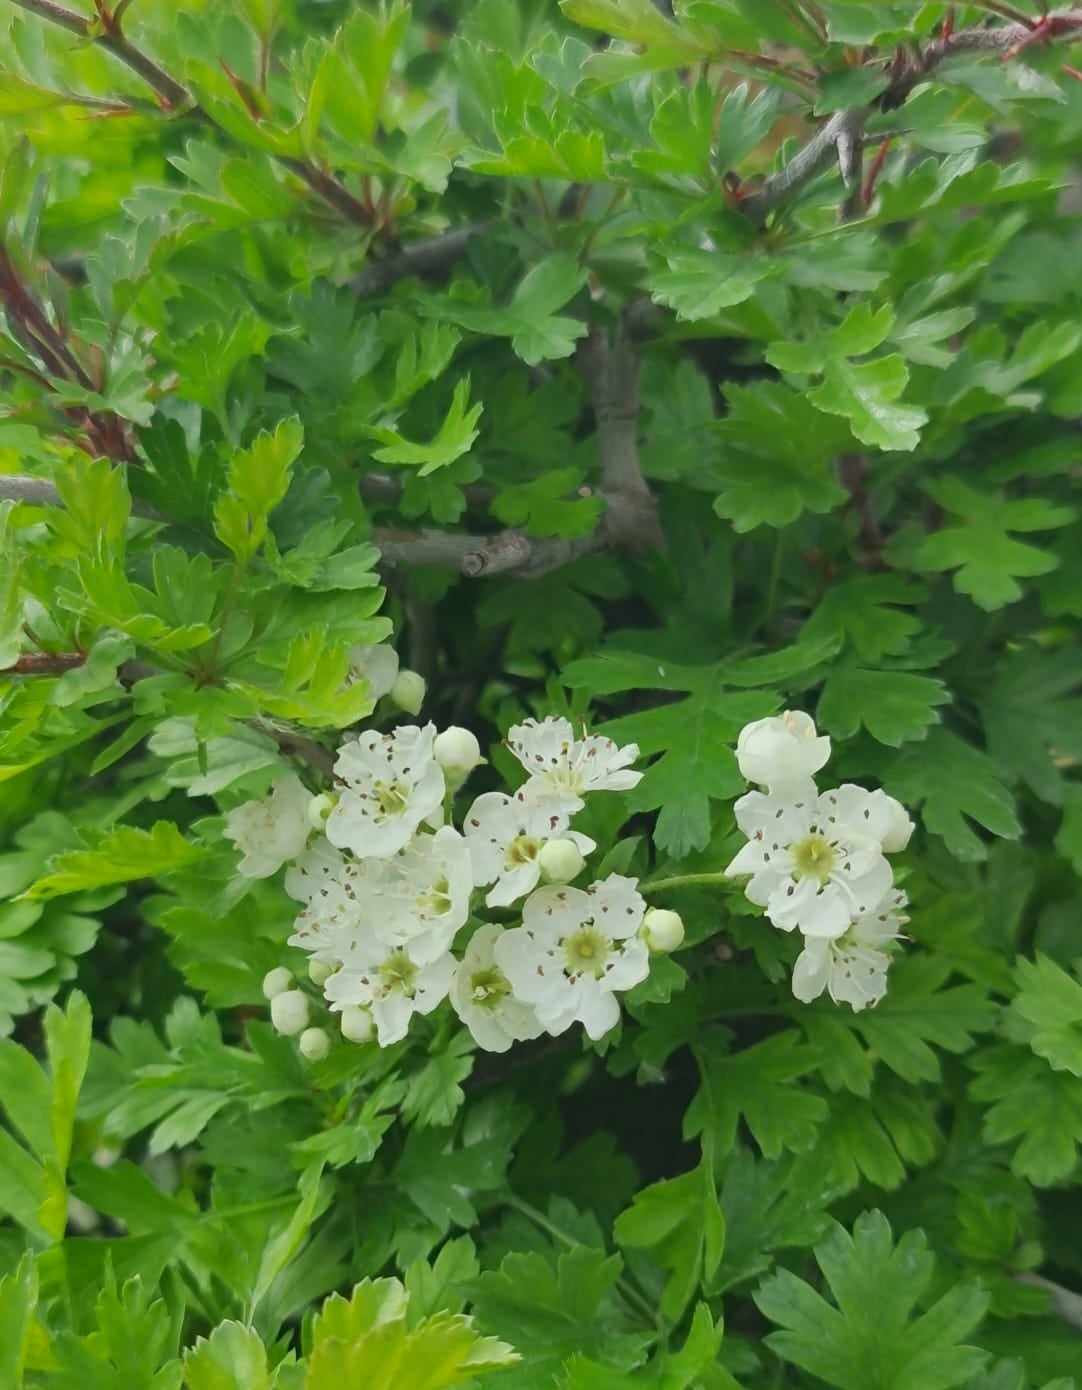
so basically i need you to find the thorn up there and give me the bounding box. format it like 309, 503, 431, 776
941, 6, 955, 40
862, 137, 894, 208
219, 60, 266, 122
1003, 13, 1054, 61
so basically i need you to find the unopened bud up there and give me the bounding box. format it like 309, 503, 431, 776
307, 792, 335, 831
390, 669, 426, 715
538, 838, 586, 884
270, 988, 309, 1036
299, 1026, 331, 1061
308, 959, 335, 987
262, 967, 293, 1000
643, 908, 685, 954
339, 1005, 375, 1044
433, 726, 483, 774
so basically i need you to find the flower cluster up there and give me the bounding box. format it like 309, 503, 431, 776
227, 717, 676, 1053
725, 711, 913, 1011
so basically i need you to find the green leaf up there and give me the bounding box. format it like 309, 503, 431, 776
802, 576, 925, 664
910, 476, 1075, 611
307, 1278, 518, 1389
614, 1161, 723, 1323
214, 418, 305, 564
970, 1044, 1082, 1186
23, 823, 205, 901
183, 1322, 272, 1390
811, 356, 928, 452
712, 380, 850, 531
814, 68, 890, 114
0, 502, 23, 668
755, 1210, 989, 1390
251, 1162, 328, 1314
647, 250, 779, 322
884, 729, 1021, 861
469, 1248, 646, 1375
370, 378, 483, 475
1011, 955, 1082, 1078
491, 467, 604, 539
980, 646, 1082, 803
0, 1256, 37, 1390
817, 664, 950, 746
400, 1030, 475, 1128
685, 1034, 828, 1159
432, 255, 588, 365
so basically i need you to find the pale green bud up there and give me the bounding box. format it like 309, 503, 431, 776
643, 908, 685, 954
307, 792, 335, 831
270, 989, 309, 1036
339, 1006, 375, 1044
299, 1027, 331, 1061
538, 837, 586, 884
262, 966, 293, 1000
308, 959, 335, 987
390, 669, 426, 715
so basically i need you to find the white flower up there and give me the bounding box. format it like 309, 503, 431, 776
324, 945, 454, 1047
791, 888, 909, 1011
326, 724, 444, 858
224, 772, 311, 878
507, 717, 641, 813
817, 784, 914, 854
288, 827, 472, 966
725, 784, 894, 939
348, 643, 399, 699
450, 924, 544, 1053
495, 875, 649, 1041
464, 787, 595, 908
736, 711, 831, 792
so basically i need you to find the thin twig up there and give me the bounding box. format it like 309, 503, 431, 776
743, 9, 1082, 220
11, 0, 375, 226
0, 473, 163, 519
1, 652, 85, 675
359, 471, 493, 511
1016, 1273, 1082, 1331
351, 224, 493, 295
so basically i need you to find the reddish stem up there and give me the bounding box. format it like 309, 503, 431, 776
3, 653, 85, 675
862, 136, 894, 208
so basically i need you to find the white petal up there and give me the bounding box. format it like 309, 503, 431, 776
834, 852, 894, 917
828, 946, 890, 1012
734, 787, 817, 841
349, 643, 399, 699
574, 985, 622, 1041
603, 938, 650, 991
486, 860, 541, 908
791, 939, 832, 1003
587, 874, 645, 940
768, 877, 851, 938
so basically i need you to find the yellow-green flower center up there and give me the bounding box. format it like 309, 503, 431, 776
418, 874, 452, 917
470, 967, 511, 1009
791, 834, 836, 883
378, 950, 418, 997
375, 780, 410, 818
563, 926, 610, 978
507, 835, 540, 866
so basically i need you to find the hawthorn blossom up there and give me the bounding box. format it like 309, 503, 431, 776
724, 784, 893, 939
288, 827, 472, 965
323, 944, 455, 1047
326, 723, 444, 858
791, 888, 909, 1011
817, 784, 914, 854
348, 643, 400, 700
224, 772, 311, 878
507, 717, 641, 813
735, 711, 831, 792
450, 924, 544, 1053
464, 787, 595, 907
495, 875, 649, 1041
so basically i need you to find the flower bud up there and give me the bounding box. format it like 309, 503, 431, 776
390, 668, 426, 715
643, 908, 685, 954
433, 726, 483, 774
880, 795, 915, 853
262, 966, 293, 1000
339, 1005, 375, 1044
270, 988, 309, 1036
306, 792, 335, 832
736, 711, 830, 791
299, 1026, 331, 1061
308, 959, 335, 987
539, 837, 586, 884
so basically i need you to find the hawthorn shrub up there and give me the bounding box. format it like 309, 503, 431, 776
1, 0, 1082, 1386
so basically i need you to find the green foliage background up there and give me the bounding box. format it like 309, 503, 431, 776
0, 0, 1081, 1385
